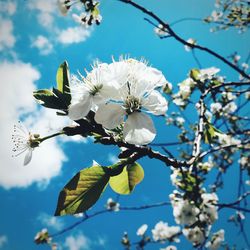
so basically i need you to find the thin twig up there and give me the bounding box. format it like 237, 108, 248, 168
119, 0, 250, 79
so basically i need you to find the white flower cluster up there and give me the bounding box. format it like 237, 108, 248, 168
151, 221, 181, 242
173, 67, 220, 107
68, 58, 169, 145
169, 191, 219, 246
57, 0, 102, 26
216, 133, 241, 146
206, 229, 225, 250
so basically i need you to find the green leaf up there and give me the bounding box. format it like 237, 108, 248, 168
189, 68, 200, 81
55, 165, 110, 216
109, 162, 144, 195
33, 89, 68, 110
56, 61, 71, 105
204, 122, 222, 144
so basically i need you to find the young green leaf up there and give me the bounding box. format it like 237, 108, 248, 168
109, 162, 144, 195
56, 61, 71, 105
55, 165, 110, 216
189, 68, 200, 82
33, 89, 68, 110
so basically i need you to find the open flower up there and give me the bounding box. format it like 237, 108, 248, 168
182, 226, 205, 246
205, 230, 224, 250
68, 62, 119, 120
95, 58, 168, 145
151, 221, 180, 242
12, 121, 40, 166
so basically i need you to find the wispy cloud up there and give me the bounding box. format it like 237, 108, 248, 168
0, 235, 8, 248
31, 35, 53, 55
64, 233, 91, 250
37, 213, 64, 231
0, 18, 15, 51
27, 0, 57, 29
57, 26, 91, 45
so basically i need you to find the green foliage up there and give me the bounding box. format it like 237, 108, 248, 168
204, 122, 222, 144
33, 61, 71, 112
109, 162, 144, 195
56, 61, 71, 105
55, 165, 110, 216
189, 68, 200, 82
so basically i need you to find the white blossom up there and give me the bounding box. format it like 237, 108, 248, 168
94, 58, 168, 145
198, 67, 220, 82
210, 102, 222, 114
245, 91, 250, 100
222, 92, 236, 101
105, 198, 120, 212
197, 157, 214, 171
176, 117, 185, 126
171, 198, 199, 225
178, 78, 195, 99
68, 62, 119, 120
173, 97, 185, 107
57, 0, 71, 15
152, 221, 181, 242
12, 121, 40, 166
136, 224, 148, 236
211, 10, 223, 21
206, 230, 224, 250
154, 24, 169, 37
34, 228, 51, 244
223, 101, 237, 114
200, 193, 218, 224
72, 11, 102, 27
242, 62, 249, 70
182, 227, 205, 245
184, 38, 196, 52
217, 133, 241, 146
239, 156, 249, 168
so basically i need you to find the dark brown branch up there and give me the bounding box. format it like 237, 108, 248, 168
119, 0, 250, 80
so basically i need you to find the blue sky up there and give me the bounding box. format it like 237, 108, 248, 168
0, 0, 249, 250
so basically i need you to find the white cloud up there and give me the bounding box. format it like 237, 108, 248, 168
0, 1, 17, 15
31, 35, 53, 55
38, 213, 64, 231
64, 233, 90, 250
0, 18, 15, 51
57, 27, 91, 45
0, 235, 7, 248
27, 0, 57, 28
0, 60, 68, 189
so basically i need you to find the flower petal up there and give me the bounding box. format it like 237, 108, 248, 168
68, 95, 92, 120
95, 103, 125, 129
24, 149, 33, 166
142, 90, 168, 115
123, 112, 156, 145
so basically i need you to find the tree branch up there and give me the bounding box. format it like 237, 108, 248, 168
119, 0, 250, 80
